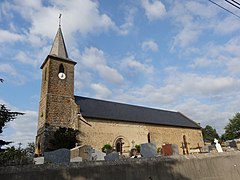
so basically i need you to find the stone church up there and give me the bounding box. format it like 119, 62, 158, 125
35, 27, 204, 156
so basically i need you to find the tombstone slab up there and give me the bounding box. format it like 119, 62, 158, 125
92, 150, 106, 161
70, 157, 82, 163
44, 148, 70, 163
34, 157, 44, 165
140, 143, 157, 158
71, 145, 94, 161
171, 144, 179, 155
214, 138, 223, 152
104, 151, 119, 161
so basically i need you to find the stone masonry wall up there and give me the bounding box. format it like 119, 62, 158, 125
78, 118, 204, 155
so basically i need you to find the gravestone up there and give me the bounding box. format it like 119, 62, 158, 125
92, 150, 106, 161
44, 148, 70, 163
70, 157, 82, 163
214, 138, 223, 152
229, 140, 237, 148
140, 143, 157, 158
34, 157, 44, 165
104, 151, 119, 161
202, 145, 210, 153
71, 145, 95, 161
171, 144, 179, 155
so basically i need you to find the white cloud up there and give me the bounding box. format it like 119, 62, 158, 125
166, 72, 240, 96
172, 27, 200, 49
190, 57, 214, 68
190, 37, 240, 75
0, 100, 38, 148
174, 99, 231, 134
214, 16, 240, 35
5, 110, 38, 147
141, 0, 166, 20
10, 0, 115, 38
0, 29, 24, 43
91, 83, 112, 99
15, 51, 37, 66
185, 1, 218, 19
121, 55, 154, 74
117, 7, 136, 35
0, 64, 27, 85
0, 64, 17, 76
81, 47, 124, 84
169, 1, 240, 50
141, 40, 158, 52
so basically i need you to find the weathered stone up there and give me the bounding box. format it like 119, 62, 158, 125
70, 157, 82, 163
172, 144, 179, 155
44, 148, 70, 163
71, 145, 94, 161
104, 151, 119, 161
140, 143, 157, 158
34, 157, 44, 165
92, 150, 106, 161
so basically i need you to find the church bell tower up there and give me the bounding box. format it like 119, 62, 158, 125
35, 26, 77, 155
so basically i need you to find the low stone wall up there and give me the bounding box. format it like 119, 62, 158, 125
1, 152, 240, 180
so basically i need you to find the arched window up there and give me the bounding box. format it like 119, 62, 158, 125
115, 138, 124, 154
59, 64, 64, 73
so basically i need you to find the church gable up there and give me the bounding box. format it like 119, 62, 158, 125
75, 96, 201, 129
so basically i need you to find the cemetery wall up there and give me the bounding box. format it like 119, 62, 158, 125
79, 118, 203, 155
1, 152, 240, 180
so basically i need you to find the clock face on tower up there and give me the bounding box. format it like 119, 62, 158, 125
58, 72, 66, 79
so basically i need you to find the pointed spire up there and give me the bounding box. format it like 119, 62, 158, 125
49, 27, 69, 58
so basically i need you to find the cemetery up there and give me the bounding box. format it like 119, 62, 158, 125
2, 137, 239, 179
1, 149, 240, 180
32, 136, 231, 165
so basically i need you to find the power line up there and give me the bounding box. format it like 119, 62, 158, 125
225, 0, 240, 10
232, 0, 240, 6
208, 0, 240, 19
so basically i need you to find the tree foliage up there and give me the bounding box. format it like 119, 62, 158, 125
0, 143, 35, 166
49, 127, 79, 151
0, 104, 24, 147
224, 113, 240, 140
202, 125, 219, 143
101, 144, 113, 154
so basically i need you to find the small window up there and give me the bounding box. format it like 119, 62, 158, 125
59, 64, 64, 73
44, 68, 47, 81
147, 133, 151, 143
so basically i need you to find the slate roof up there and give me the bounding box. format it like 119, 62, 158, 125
50, 27, 69, 58
75, 96, 201, 129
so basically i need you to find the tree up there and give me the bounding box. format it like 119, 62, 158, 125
0, 104, 24, 148
224, 113, 240, 140
0, 143, 35, 166
202, 125, 219, 143
24, 142, 35, 158
48, 127, 79, 151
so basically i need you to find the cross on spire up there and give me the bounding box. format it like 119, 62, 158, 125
59, 13, 62, 28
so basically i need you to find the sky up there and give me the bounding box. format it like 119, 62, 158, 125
1, 0, 240, 147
